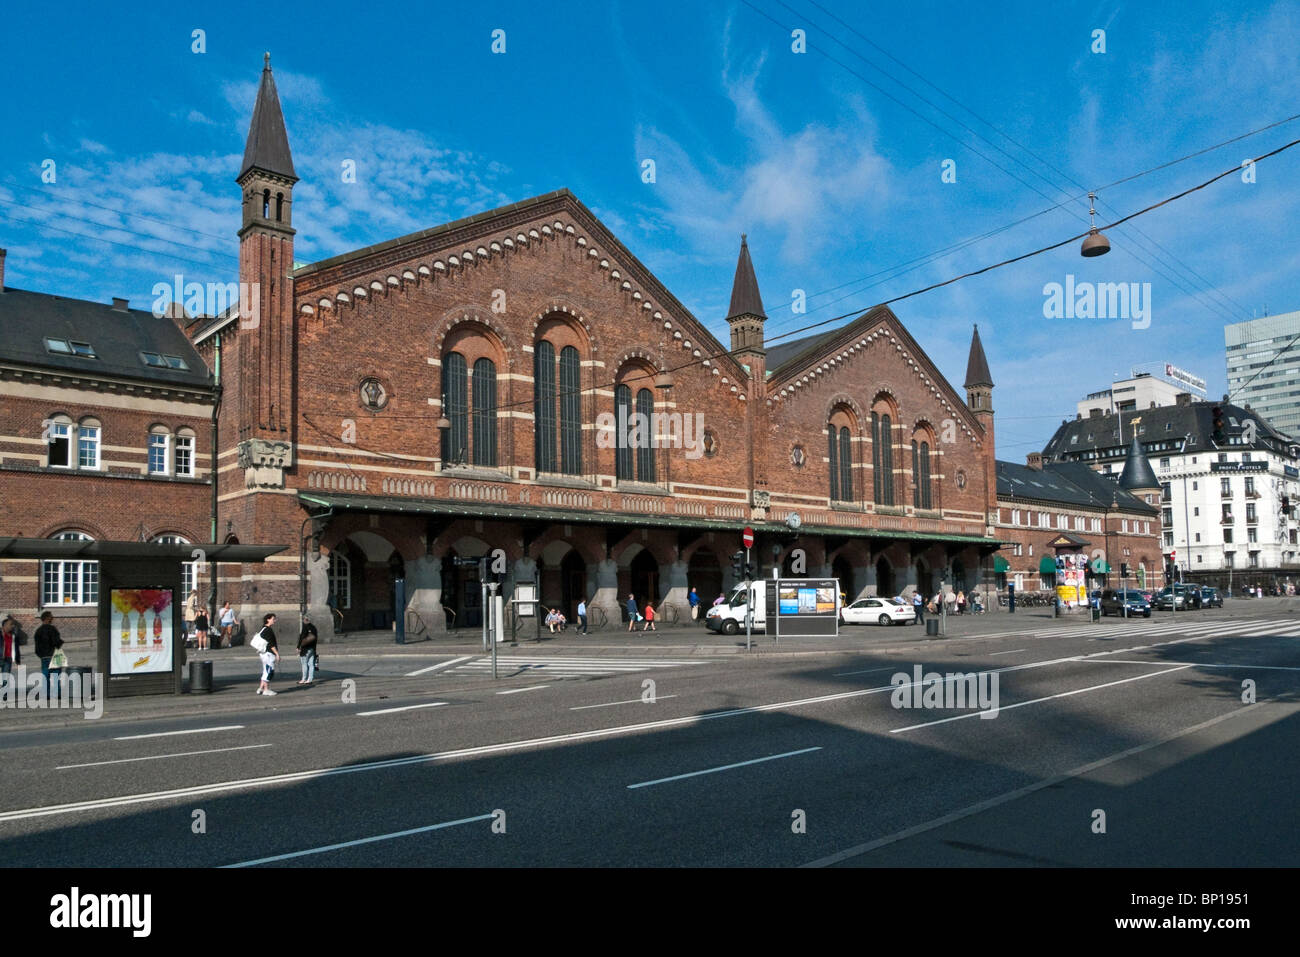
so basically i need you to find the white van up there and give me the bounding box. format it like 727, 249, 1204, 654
705, 578, 841, 636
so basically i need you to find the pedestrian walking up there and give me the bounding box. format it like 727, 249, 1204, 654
626, 594, 639, 632
219, 601, 237, 648
577, 598, 588, 635
254, 613, 280, 695
945, 591, 956, 616
643, 602, 656, 632
183, 589, 200, 646
34, 611, 63, 695
1, 615, 20, 674
688, 587, 700, 623
956, 591, 967, 615
912, 591, 924, 623
194, 606, 210, 651
297, 614, 318, 685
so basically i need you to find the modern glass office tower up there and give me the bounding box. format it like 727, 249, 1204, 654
1226, 311, 1300, 440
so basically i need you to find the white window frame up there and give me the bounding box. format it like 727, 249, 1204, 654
78, 424, 100, 470
41, 532, 98, 607
153, 534, 199, 596
175, 434, 195, 477
148, 432, 170, 475
47, 419, 73, 468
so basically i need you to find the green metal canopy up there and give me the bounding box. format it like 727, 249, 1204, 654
993, 555, 1010, 573
1038, 556, 1058, 574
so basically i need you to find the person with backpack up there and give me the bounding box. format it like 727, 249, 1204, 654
252, 613, 280, 696
297, 615, 318, 686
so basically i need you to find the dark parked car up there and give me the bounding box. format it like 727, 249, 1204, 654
1156, 585, 1200, 610
1101, 589, 1152, 617
1201, 587, 1223, 608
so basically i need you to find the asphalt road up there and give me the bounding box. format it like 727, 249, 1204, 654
1, 605, 1296, 867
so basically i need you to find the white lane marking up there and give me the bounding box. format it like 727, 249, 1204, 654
1089, 658, 1300, 671
989, 649, 1027, 656
57, 744, 272, 770
223, 813, 495, 867
804, 705, 1262, 868
113, 725, 243, 741
571, 695, 679, 711
628, 747, 823, 790
496, 685, 550, 695
405, 656, 473, 677
356, 702, 449, 716
832, 666, 899, 677
889, 665, 1193, 732
1, 629, 1287, 824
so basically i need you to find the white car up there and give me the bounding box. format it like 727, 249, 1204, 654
841, 597, 917, 626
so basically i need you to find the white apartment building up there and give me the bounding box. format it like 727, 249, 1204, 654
1076, 365, 1207, 419
1042, 396, 1300, 587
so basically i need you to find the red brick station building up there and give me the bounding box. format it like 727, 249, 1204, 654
0, 58, 1162, 637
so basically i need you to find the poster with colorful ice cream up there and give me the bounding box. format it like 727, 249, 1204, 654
109, 587, 174, 675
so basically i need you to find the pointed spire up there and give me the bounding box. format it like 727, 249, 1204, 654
964, 324, 993, 389
726, 234, 766, 321
239, 53, 296, 182
1118, 435, 1159, 491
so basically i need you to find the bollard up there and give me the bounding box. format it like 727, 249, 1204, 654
925, 618, 940, 637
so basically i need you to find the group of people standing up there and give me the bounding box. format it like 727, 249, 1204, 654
1, 611, 66, 692
182, 591, 239, 651
251, 612, 320, 696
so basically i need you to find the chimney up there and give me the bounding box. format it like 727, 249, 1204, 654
1026, 452, 1043, 470
112, 297, 129, 312
1089, 407, 1103, 418
0, 247, 6, 290
1176, 392, 1192, 406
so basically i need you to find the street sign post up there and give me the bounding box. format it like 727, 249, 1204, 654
742, 527, 754, 651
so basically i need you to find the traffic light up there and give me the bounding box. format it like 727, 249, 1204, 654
1283, 495, 1292, 517
745, 561, 757, 578
1120, 562, 1130, 578
732, 551, 745, 580
1212, 406, 1226, 445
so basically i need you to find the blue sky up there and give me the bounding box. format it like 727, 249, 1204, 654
2, 0, 1299, 461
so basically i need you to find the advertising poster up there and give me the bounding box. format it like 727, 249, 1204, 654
109, 587, 174, 675
779, 587, 799, 615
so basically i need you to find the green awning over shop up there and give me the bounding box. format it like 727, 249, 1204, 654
993, 555, 1010, 573
1039, 556, 1058, 574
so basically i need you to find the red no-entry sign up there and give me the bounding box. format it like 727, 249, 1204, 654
742, 527, 754, 549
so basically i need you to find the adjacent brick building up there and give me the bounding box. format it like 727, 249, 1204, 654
1, 56, 1008, 636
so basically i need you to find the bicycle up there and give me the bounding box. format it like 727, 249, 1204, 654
587, 606, 608, 631
656, 602, 680, 626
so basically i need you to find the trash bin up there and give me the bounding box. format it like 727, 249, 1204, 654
65, 666, 95, 701
189, 659, 213, 693
925, 618, 940, 637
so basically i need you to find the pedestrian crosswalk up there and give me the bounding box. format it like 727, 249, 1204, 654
435, 655, 707, 680
967, 615, 1296, 644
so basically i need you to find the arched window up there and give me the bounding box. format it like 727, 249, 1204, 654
635, 388, 655, 482
441, 352, 468, 465
534, 341, 556, 473
871, 413, 882, 503
873, 410, 894, 504
615, 384, 633, 481
148, 425, 171, 475
920, 441, 931, 508
828, 425, 839, 501
839, 427, 852, 500
175, 428, 196, 477
262, 189, 270, 218
78, 417, 101, 470
275, 192, 284, 222
153, 534, 198, 597
47, 413, 73, 468
471, 357, 497, 467
911, 440, 919, 508
328, 550, 351, 610
42, 531, 98, 607
559, 346, 582, 474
